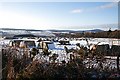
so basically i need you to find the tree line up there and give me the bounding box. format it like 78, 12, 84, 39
56, 30, 120, 38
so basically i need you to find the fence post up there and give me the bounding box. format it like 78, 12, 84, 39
117, 54, 120, 73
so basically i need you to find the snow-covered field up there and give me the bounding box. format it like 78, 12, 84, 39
1, 38, 120, 47
1, 38, 120, 71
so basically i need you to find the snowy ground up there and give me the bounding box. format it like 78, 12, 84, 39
83, 57, 120, 70
1, 38, 120, 70
1, 38, 120, 47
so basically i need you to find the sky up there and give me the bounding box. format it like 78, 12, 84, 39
0, 2, 118, 30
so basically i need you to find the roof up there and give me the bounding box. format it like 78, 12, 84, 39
11, 38, 37, 41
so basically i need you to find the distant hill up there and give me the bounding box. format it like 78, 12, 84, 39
0, 28, 104, 33
48, 29, 104, 33
84, 29, 104, 33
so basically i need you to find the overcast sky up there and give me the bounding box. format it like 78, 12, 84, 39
0, 2, 118, 30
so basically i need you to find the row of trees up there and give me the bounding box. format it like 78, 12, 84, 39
84, 30, 120, 38
57, 30, 120, 38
